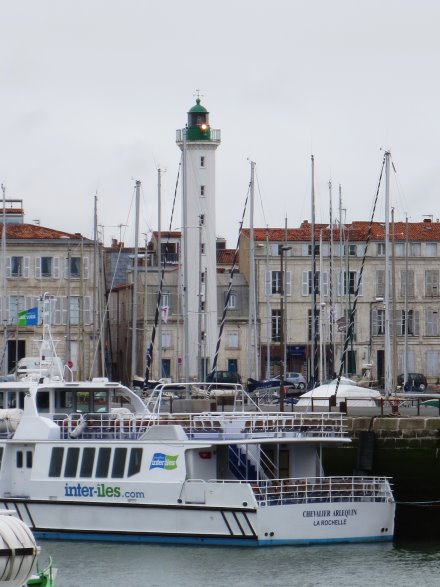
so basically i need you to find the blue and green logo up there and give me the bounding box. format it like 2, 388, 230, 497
150, 452, 178, 470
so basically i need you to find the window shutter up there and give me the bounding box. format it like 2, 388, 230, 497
84, 296, 91, 324
357, 272, 363, 296
321, 272, 328, 296
356, 244, 366, 257
6, 257, 11, 278
414, 310, 420, 336
286, 271, 292, 296
35, 257, 41, 278
23, 257, 30, 278
301, 271, 309, 296
64, 257, 68, 279
83, 256, 89, 279
62, 297, 68, 325
53, 257, 60, 279
265, 271, 271, 296
6, 296, 10, 323
337, 272, 342, 296
321, 243, 329, 257
54, 298, 62, 325
301, 244, 309, 256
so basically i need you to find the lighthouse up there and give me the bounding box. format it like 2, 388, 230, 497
176, 98, 221, 380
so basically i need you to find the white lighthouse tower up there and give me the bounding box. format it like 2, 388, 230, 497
176, 97, 221, 380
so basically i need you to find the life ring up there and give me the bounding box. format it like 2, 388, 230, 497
69, 414, 88, 438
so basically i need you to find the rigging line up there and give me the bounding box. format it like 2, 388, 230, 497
210, 182, 251, 376
88, 186, 136, 379
143, 159, 182, 386
335, 153, 386, 397
254, 168, 268, 228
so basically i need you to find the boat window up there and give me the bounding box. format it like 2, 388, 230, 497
16, 451, 23, 469
0, 447, 3, 470
55, 389, 74, 413
80, 447, 96, 478
76, 391, 91, 413
127, 448, 143, 477
18, 392, 26, 409
111, 448, 127, 478
26, 451, 33, 469
49, 447, 64, 477
36, 391, 50, 412
64, 447, 80, 478
92, 391, 109, 413
96, 447, 111, 478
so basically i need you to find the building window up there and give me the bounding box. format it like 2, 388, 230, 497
200, 156, 205, 167
400, 270, 415, 297
394, 243, 405, 256
410, 243, 421, 257
377, 243, 385, 256
161, 331, 171, 349
10, 256, 24, 277
200, 185, 205, 196
307, 309, 321, 341
338, 271, 362, 296
425, 308, 439, 336
373, 308, 385, 335
161, 292, 170, 308
68, 296, 81, 326
376, 270, 385, 298
227, 331, 239, 348
265, 271, 292, 296
41, 257, 53, 277
426, 243, 437, 257
347, 244, 356, 256
425, 270, 439, 297
226, 291, 237, 309
301, 271, 328, 296
69, 257, 81, 278
271, 309, 281, 342
9, 296, 25, 325
426, 351, 440, 377
398, 309, 418, 336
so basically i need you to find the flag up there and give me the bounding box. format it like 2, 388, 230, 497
18, 307, 39, 327
161, 306, 169, 323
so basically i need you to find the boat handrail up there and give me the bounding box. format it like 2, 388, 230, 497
52, 410, 348, 441
208, 475, 394, 506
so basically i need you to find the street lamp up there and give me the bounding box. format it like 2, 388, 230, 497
279, 245, 292, 411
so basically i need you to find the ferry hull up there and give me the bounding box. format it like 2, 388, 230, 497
3, 498, 395, 546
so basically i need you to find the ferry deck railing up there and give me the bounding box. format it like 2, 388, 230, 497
212, 476, 394, 506
51, 411, 348, 441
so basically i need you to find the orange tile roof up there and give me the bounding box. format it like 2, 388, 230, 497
217, 249, 237, 264
0, 224, 91, 241
243, 220, 440, 242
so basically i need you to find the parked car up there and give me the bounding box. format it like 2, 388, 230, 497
207, 370, 241, 384
284, 372, 307, 390
397, 373, 428, 392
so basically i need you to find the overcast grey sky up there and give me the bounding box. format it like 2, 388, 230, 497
1, 0, 440, 247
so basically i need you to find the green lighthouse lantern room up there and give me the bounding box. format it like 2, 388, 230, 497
187, 98, 211, 141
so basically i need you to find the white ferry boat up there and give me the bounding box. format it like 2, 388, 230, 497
0, 376, 395, 546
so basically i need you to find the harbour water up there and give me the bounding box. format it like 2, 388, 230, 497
40, 539, 440, 586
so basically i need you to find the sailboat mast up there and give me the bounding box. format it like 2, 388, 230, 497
311, 155, 318, 387
182, 128, 189, 384
338, 185, 344, 374
157, 168, 162, 380
1, 184, 7, 375
131, 180, 141, 384
328, 180, 334, 378
384, 151, 392, 399
319, 230, 324, 382
404, 216, 409, 388
248, 160, 258, 380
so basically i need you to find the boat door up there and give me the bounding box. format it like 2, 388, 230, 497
11, 446, 34, 496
